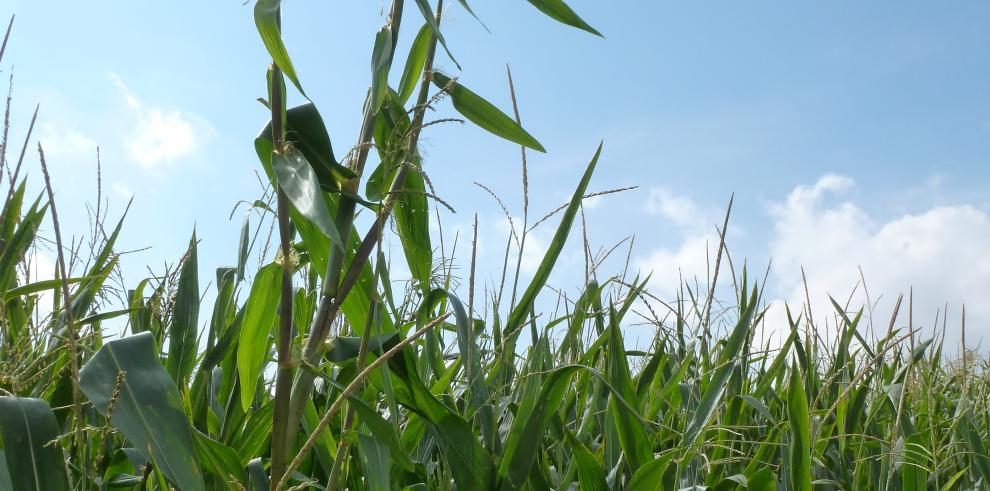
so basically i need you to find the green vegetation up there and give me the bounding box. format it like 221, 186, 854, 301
1, 2, 989, 490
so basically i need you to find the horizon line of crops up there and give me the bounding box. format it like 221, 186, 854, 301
2, 2, 990, 490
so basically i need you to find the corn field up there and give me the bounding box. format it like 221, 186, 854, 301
1, 1, 989, 490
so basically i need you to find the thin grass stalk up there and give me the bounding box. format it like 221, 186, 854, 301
38, 143, 84, 489
277, 312, 452, 490
5, 103, 37, 204
269, 4, 296, 482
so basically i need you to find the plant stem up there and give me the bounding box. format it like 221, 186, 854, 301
269, 6, 296, 485
283, 0, 407, 444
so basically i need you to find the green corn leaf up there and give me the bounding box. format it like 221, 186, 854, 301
563, 429, 607, 491
166, 231, 200, 387
680, 286, 758, 450
502, 143, 601, 341
412, 0, 461, 69
746, 468, 777, 491
606, 312, 652, 473
236, 263, 282, 412
0, 397, 70, 491
254, 0, 304, 95
79, 332, 205, 491
787, 361, 812, 491
525, 0, 602, 37
358, 432, 393, 491
270, 145, 344, 249
370, 26, 393, 114
398, 24, 431, 104
3, 275, 95, 301
259, 103, 354, 192
192, 430, 243, 487
325, 333, 400, 363
389, 348, 495, 490
432, 72, 545, 152
626, 453, 677, 490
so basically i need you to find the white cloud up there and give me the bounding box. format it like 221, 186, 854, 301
632, 176, 990, 351
767, 175, 990, 349
39, 123, 97, 158
110, 73, 213, 174
636, 188, 728, 297
645, 187, 706, 229
635, 234, 716, 297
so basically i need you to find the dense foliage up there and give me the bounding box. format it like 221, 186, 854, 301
1, 2, 988, 490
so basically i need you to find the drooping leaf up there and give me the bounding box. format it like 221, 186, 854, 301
258, 103, 354, 192
270, 145, 343, 249
254, 0, 305, 95
432, 72, 545, 152
79, 332, 205, 491
525, 0, 602, 36
412, 0, 460, 69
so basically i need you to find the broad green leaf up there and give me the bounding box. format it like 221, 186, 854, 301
254, 0, 305, 95
432, 72, 545, 152
236, 263, 282, 412
259, 103, 354, 191
526, 0, 602, 36
271, 145, 343, 249
0, 397, 69, 491
193, 430, 242, 487
901, 432, 929, 491
79, 332, 205, 491
397, 24, 431, 104
563, 429, 607, 491
626, 453, 676, 490
787, 362, 812, 491
358, 432, 393, 491
747, 468, 777, 490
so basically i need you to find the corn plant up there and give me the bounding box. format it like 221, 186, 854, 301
2, 3, 990, 491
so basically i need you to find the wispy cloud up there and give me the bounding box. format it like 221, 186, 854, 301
39, 123, 97, 158
110, 73, 213, 174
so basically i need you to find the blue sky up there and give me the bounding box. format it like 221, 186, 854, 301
4, 1, 990, 348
